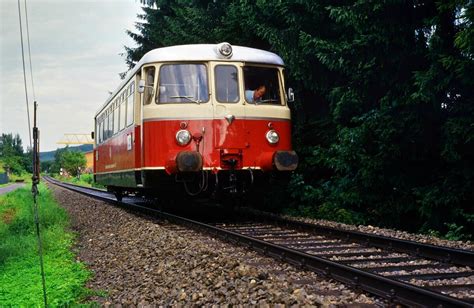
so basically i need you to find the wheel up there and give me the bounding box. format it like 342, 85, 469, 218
114, 190, 123, 202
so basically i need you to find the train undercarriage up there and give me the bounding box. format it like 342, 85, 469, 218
100, 168, 291, 206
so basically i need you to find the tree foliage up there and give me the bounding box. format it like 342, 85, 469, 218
125, 0, 473, 237
51, 147, 87, 177
0, 133, 31, 175
61, 151, 87, 177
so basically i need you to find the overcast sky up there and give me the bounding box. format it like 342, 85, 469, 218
0, 0, 143, 151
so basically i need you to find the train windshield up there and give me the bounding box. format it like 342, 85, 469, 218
157, 64, 209, 104
243, 66, 282, 105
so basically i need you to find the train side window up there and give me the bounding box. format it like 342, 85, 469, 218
113, 104, 119, 135
108, 112, 113, 139
100, 118, 104, 142
143, 67, 155, 105
106, 113, 110, 139
100, 120, 104, 143
103, 114, 108, 141
103, 114, 107, 140
215, 65, 239, 103
120, 99, 126, 131
102, 116, 105, 141
126, 85, 134, 126
96, 120, 99, 143
104, 115, 107, 141
108, 114, 110, 139
98, 121, 102, 143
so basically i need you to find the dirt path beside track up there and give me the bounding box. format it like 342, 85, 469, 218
0, 183, 25, 196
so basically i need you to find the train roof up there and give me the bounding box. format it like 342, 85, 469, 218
140, 44, 284, 66
96, 43, 285, 115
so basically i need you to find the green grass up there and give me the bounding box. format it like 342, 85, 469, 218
54, 174, 104, 189
0, 183, 92, 305
9, 172, 32, 184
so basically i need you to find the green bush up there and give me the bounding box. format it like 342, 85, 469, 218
444, 223, 472, 241
54, 173, 104, 190
80, 174, 94, 184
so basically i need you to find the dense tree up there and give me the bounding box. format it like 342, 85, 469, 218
50, 147, 86, 177
0, 133, 31, 175
40, 160, 53, 174
125, 0, 473, 237
60, 151, 87, 177
50, 147, 68, 175
302, 1, 474, 235
0, 133, 24, 158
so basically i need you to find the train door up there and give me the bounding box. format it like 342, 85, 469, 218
120, 79, 138, 187
138, 65, 156, 184
211, 62, 248, 169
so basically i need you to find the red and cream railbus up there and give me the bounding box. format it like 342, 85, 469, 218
93, 43, 298, 200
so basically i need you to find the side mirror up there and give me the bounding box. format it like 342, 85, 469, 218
138, 79, 145, 93
91, 131, 95, 140
287, 88, 295, 103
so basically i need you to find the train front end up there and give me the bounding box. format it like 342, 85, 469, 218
140, 43, 297, 198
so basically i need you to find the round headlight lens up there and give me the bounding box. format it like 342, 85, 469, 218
217, 42, 233, 58
176, 130, 191, 146
266, 130, 279, 144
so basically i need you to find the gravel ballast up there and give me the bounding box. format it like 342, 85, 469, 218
49, 185, 381, 306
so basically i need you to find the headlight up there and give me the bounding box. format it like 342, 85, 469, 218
266, 130, 279, 144
216, 42, 233, 58
176, 130, 191, 146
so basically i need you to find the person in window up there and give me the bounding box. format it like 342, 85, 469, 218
245, 85, 266, 103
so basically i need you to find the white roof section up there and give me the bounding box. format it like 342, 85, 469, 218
141, 44, 284, 66
96, 44, 284, 115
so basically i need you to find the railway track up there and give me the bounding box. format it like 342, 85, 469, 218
44, 176, 474, 307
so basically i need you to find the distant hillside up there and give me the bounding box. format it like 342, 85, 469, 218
40, 144, 93, 162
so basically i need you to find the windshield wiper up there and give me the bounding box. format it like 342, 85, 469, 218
170, 95, 202, 104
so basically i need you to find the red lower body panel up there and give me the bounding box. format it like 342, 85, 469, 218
94, 118, 296, 191
142, 118, 293, 171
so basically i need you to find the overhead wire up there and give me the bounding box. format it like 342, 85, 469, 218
24, 0, 36, 101
17, 0, 32, 148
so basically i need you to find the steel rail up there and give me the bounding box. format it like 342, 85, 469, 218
252, 212, 474, 268
44, 175, 474, 266
44, 177, 473, 307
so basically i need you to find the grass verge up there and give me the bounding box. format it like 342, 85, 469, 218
0, 183, 92, 305
9, 172, 32, 184
54, 174, 105, 189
